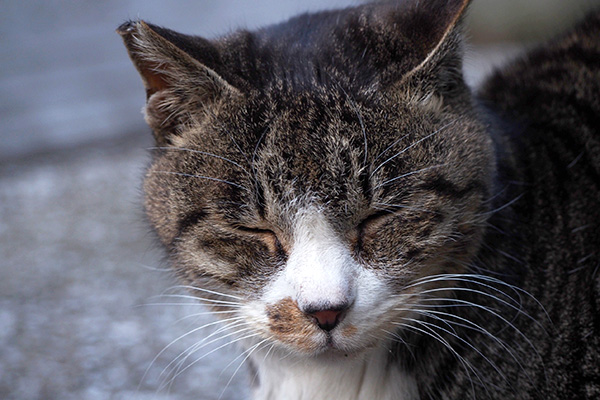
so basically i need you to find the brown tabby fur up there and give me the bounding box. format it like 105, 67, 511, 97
118, 0, 600, 398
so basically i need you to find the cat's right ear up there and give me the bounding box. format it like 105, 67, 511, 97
117, 21, 240, 145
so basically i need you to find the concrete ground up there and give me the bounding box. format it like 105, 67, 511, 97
0, 135, 254, 400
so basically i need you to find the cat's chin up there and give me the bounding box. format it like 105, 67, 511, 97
270, 335, 385, 365
317, 343, 376, 359
285, 329, 381, 360
312, 339, 359, 357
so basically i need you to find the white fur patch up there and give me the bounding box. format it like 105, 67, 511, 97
245, 208, 417, 399
251, 346, 419, 400
263, 209, 356, 310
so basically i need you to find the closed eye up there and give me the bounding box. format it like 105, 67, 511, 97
234, 225, 284, 255
234, 225, 276, 236
355, 209, 396, 251
358, 210, 395, 231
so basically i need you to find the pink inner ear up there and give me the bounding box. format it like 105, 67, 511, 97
140, 62, 170, 97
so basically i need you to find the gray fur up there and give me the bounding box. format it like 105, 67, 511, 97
118, 0, 600, 398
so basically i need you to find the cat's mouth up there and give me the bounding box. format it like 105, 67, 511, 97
264, 297, 385, 356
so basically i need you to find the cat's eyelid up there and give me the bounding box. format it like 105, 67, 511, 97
359, 209, 396, 228
233, 224, 286, 255
233, 225, 275, 235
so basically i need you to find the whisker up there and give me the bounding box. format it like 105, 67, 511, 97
149, 147, 249, 174
205, 107, 253, 167
151, 171, 250, 192
413, 286, 542, 332
409, 278, 524, 309
415, 296, 545, 363
161, 332, 262, 391
218, 336, 268, 379
158, 321, 252, 390
401, 273, 552, 326
477, 193, 524, 216
400, 307, 532, 384
352, 99, 368, 167
371, 164, 446, 192
372, 202, 440, 215
393, 321, 481, 397
406, 317, 507, 390
135, 263, 172, 272
372, 132, 411, 164
153, 294, 243, 307
162, 322, 252, 386
174, 310, 239, 323
171, 285, 243, 300
370, 119, 458, 177
381, 328, 416, 360
249, 341, 277, 388
404, 274, 524, 305
137, 302, 239, 308
483, 185, 509, 204
141, 316, 245, 391
251, 127, 269, 172
218, 337, 273, 400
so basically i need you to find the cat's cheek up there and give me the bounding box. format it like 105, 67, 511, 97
240, 298, 326, 354
174, 238, 240, 283
329, 270, 402, 348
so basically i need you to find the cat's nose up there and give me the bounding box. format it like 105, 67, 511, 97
305, 304, 348, 331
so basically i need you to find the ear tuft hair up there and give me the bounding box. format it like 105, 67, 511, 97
117, 21, 240, 144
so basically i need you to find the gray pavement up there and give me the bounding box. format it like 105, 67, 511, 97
0, 139, 251, 400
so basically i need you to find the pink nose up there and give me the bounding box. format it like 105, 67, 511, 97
308, 309, 343, 331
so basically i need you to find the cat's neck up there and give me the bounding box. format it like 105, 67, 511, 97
250, 345, 419, 400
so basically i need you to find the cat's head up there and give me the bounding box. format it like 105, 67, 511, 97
119, 0, 494, 357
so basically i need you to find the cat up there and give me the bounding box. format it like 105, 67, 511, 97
117, 0, 600, 398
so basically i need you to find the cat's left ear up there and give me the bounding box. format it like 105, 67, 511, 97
117, 21, 241, 145
361, 0, 471, 94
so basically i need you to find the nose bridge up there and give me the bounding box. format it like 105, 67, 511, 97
286, 210, 355, 311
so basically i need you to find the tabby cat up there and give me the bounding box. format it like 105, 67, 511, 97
118, 0, 600, 398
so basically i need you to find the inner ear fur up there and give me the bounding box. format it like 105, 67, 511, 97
117, 20, 240, 145
396, 0, 470, 77
361, 0, 471, 96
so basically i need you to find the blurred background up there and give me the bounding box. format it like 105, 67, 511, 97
1, 1, 599, 399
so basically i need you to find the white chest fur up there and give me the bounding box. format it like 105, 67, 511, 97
251, 346, 419, 400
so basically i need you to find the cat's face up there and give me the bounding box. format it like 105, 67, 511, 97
144, 89, 493, 356
121, 0, 492, 357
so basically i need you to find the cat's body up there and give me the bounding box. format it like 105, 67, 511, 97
118, 1, 599, 398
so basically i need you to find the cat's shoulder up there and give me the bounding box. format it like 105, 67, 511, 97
479, 9, 600, 120
478, 9, 600, 256
478, 9, 600, 177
